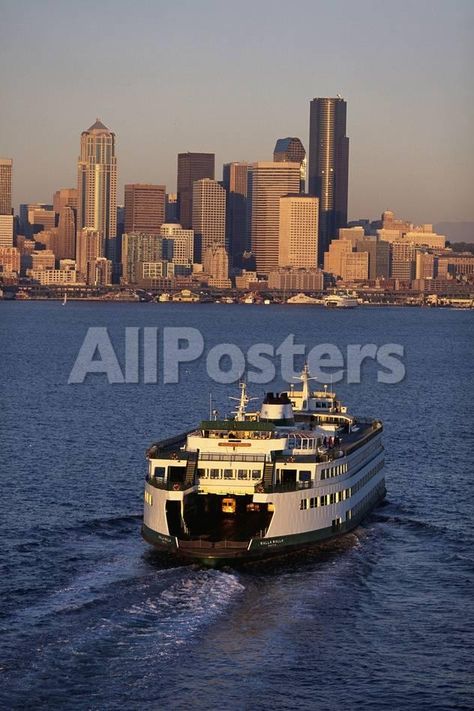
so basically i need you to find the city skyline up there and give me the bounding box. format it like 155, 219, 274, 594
1, 0, 472, 226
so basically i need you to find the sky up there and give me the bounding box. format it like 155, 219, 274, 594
1, 0, 473, 225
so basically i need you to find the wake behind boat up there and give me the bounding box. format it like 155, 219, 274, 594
142, 365, 385, 565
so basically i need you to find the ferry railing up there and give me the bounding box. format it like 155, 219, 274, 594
146, 476, 196, 492
199, 452, 266, 463
256, 480, 314, 494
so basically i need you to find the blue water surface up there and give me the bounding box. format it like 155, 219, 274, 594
0, 302, 473, 710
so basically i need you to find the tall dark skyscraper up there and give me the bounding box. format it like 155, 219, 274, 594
222, 162, 249, 267
308, 97, 349, 264
177, 152, 215, 229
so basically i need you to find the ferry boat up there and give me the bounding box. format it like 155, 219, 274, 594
324, 290, 359, 308
286, 293, 323, 305
142, 365, 386, 565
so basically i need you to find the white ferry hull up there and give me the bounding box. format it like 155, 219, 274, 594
142, 481, 386, 565
142, 372, 386, 566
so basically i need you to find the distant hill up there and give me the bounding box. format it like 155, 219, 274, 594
435, 222, 474, 243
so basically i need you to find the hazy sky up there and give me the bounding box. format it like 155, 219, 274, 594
1, 0, 472, 223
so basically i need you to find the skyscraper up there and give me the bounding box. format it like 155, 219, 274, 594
53, 188, 78, 215
0, 158, 13, 247
278, 195, 319, 269
121, 232, 163, 284
273, 138, 306, 192
124, 184, 165, 234
56, 206, 76, 260
248, 162, 300, 274
177, 152, 215, 229
308, 97, 349, 264
77, 119, 117, 257
222, 162, 249, 267
192, 178, 226, 261
76, 227, 105, 283
0, 158, 13, 215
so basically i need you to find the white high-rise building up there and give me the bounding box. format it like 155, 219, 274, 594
278, 195, 319, 269
192, 179, 226, 258
248, 162, 301, 274
77, 119, 117, 248
76, 227, 105, 283
0, 215, 14, 247
160, 223, 194, 265
202, 244, 231, 289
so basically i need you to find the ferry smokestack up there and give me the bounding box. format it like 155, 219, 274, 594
260, 392, 295, 426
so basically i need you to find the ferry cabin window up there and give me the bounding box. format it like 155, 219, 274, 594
210, 468, 220, 479
238, 469, 248, 479
299, 470, 311, 482
223, 469, 233, 479
251, 469, 261, 479
154, 466, 165, 478
197, 468, 206, 478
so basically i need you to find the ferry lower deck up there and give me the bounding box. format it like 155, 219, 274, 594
167, 493, 274, 542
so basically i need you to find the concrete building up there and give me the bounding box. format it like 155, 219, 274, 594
136, 260, 175, 287
391, 242, 416, 280
121, 232, 163, 284
77, 119, 117, 257
324, 237, 369, 281
34, 229, 58, 253
403, 229, 446, 249
177, 152, 215, 229
88, 257, 112, 286
160, 223, 194, 266
0, 215, 14, 247
0, 158, 13, 215
0, 246, 20, 275
339, 226, 366, 248
248, 162, 300, 275
273, 137, 306, 192
356, 239, 391, 279
202, 244, 231, 289
76, 228, 105, 283
437, 253, 474, 278
19, 203, 53, 236
222, 162, 249, 267
268, 267, 324, 291
28, 269, 78, 285
235, 270, 259, 290
377, 211, 446, 249
59, 259, 76, 271
308, 97, 349, 263
323, 239, 353, 278
192, 179, 226, 260
278, 195, 319, 269
124, 184, 165, 234
53, 188, 78, 215
342, 251, 369, 282
31, 249, 56, 271
28, 206, 56, 233
415, 252, 436, 280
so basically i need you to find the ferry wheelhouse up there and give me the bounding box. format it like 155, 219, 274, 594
142, 365, 385, 564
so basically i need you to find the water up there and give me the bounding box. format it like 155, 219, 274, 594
1, 302, 473, 710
